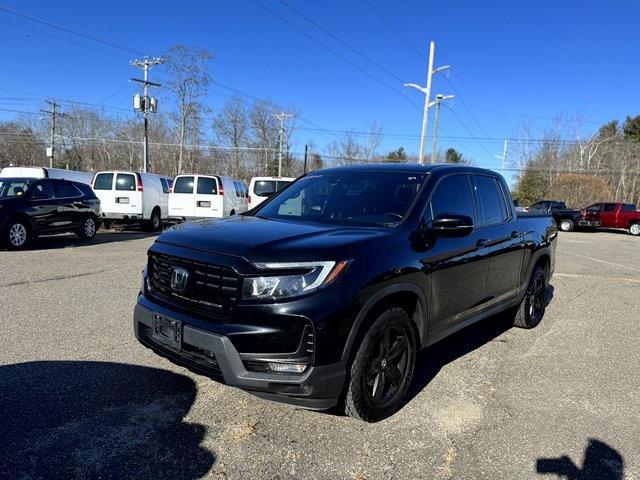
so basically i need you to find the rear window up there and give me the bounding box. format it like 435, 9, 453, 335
93, 173, 113, 190
52, 181, 81, 198
75, 183, 96, 197
253, 180, 277, 197
173, 176, 194, 194
197, 177, 218, 195
115, 173, 136, 191
475, 175, 508, 226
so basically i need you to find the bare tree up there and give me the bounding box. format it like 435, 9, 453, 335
163, 45, 213, 174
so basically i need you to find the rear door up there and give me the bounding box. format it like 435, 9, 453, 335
51, 180, 85, 228
472, 174, 523, 304
169, 175, 196, 218
92, 172, 115, 213
112, 173, 142, 216
194, 176, 223, 218
600, 203, 618, 227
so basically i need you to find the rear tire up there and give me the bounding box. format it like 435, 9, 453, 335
559, 219, 575, 232
5, 218, 31, 250
148, 209, 162, 232
230, 210, 236, 216
77, 215, 97, 241
344, 306, 417, 422
629, 222, 640, 236
513, 265, 548, 329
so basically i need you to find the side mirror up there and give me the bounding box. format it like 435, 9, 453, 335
431, 213, 474, 236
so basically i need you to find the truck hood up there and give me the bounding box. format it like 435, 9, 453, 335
156, 215, 389, 261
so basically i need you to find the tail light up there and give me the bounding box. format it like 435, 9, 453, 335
169, 187, 173, 193
524, 207, 529, 212
137, 177, 143, 192
218, 183, 224, 196
248, 195, 252, 205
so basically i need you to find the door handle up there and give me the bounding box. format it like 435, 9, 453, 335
511, 230, 520, 238
476, 238, 489, 248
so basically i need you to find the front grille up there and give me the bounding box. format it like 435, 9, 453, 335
147, 252, 242, 318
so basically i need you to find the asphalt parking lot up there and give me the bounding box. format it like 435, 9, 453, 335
1, 229, 639, 480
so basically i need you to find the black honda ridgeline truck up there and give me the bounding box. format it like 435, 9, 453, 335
135, 164, 556, 421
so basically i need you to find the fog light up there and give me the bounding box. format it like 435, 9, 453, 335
267, 362, 307, 374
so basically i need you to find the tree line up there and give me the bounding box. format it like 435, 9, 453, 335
512, 115, 640, 207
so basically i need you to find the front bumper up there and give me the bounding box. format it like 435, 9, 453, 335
134, 298, 346, 410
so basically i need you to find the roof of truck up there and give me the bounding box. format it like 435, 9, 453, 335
323, 162, 502, 176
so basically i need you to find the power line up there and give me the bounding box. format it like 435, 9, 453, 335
361, 0, 427, 61
0, 3, 145, 56
252, 0, 420, 111
277, 0, 405, 83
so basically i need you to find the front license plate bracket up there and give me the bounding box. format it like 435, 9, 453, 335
152, 314, 182, 349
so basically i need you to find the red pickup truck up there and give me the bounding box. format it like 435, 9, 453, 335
579, 202, 640, 236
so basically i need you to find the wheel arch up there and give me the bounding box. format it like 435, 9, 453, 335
5, 212, 35, 234
340, 284, 428, 365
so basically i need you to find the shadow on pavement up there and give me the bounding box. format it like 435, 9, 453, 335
0, 361, 215, 480
403, 284, 555, 407
30, 230, 159, 250
537, 438, 624, 480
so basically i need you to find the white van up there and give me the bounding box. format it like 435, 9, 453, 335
91, 171, 173, 230
248, 176, 295, 209
168, 174, 248, 221
0, 166, 93, 185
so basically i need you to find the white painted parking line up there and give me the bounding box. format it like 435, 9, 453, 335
558, 250, 640, 272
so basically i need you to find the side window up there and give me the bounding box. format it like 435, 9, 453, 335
603, 204, 617, 212
160, 178, 170, 194
93, 173, 113, 190
622, 204, 636, 212
474, 175, 508, 226
115, 173, 136, 191
52, 181, 81, 198
197, 177, 218, 195
31, 181, 54, 199
234, 182, 241, 197
173, 176, 194, 194
428, 174, 475, 222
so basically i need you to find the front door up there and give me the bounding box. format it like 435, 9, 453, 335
599, 203, 618, 228
420, 174, 491, 334
27, 180, 60, 232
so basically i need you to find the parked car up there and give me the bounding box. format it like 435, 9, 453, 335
0, 177, 101, 249
579, 202, 640, 235
526, 200, 582, 232
168, 174, 248, 221
0, 166, 94, 185
134, 164, 556, 422
91, 171, 172, 230
248, 176, 295, 209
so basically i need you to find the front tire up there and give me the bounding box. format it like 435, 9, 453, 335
629, 222, 640, 236
559, 219, 575, 232
513, 265, 548, 329
344, 306, 417, 422
77, 215, 97, 241
5, 218, 31, 250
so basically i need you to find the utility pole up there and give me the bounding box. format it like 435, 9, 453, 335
131, 57, 164, 173
41, 100, 60, 168
303, 144, 308, 174
495, 139, 508, 174
273, 112, 294, 176
431, 94, 454, 163
404, 41, 450, 164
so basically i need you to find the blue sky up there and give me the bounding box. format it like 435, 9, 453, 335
1, 0, 639, 178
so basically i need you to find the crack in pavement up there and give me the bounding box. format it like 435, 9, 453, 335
1, 269, 108, 288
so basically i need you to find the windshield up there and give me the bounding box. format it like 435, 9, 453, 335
254, 170, 427, 227
530, 201, 550, 210
0, 179, 33, 198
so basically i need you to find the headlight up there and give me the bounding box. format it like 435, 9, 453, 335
242, 260, 349, 300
